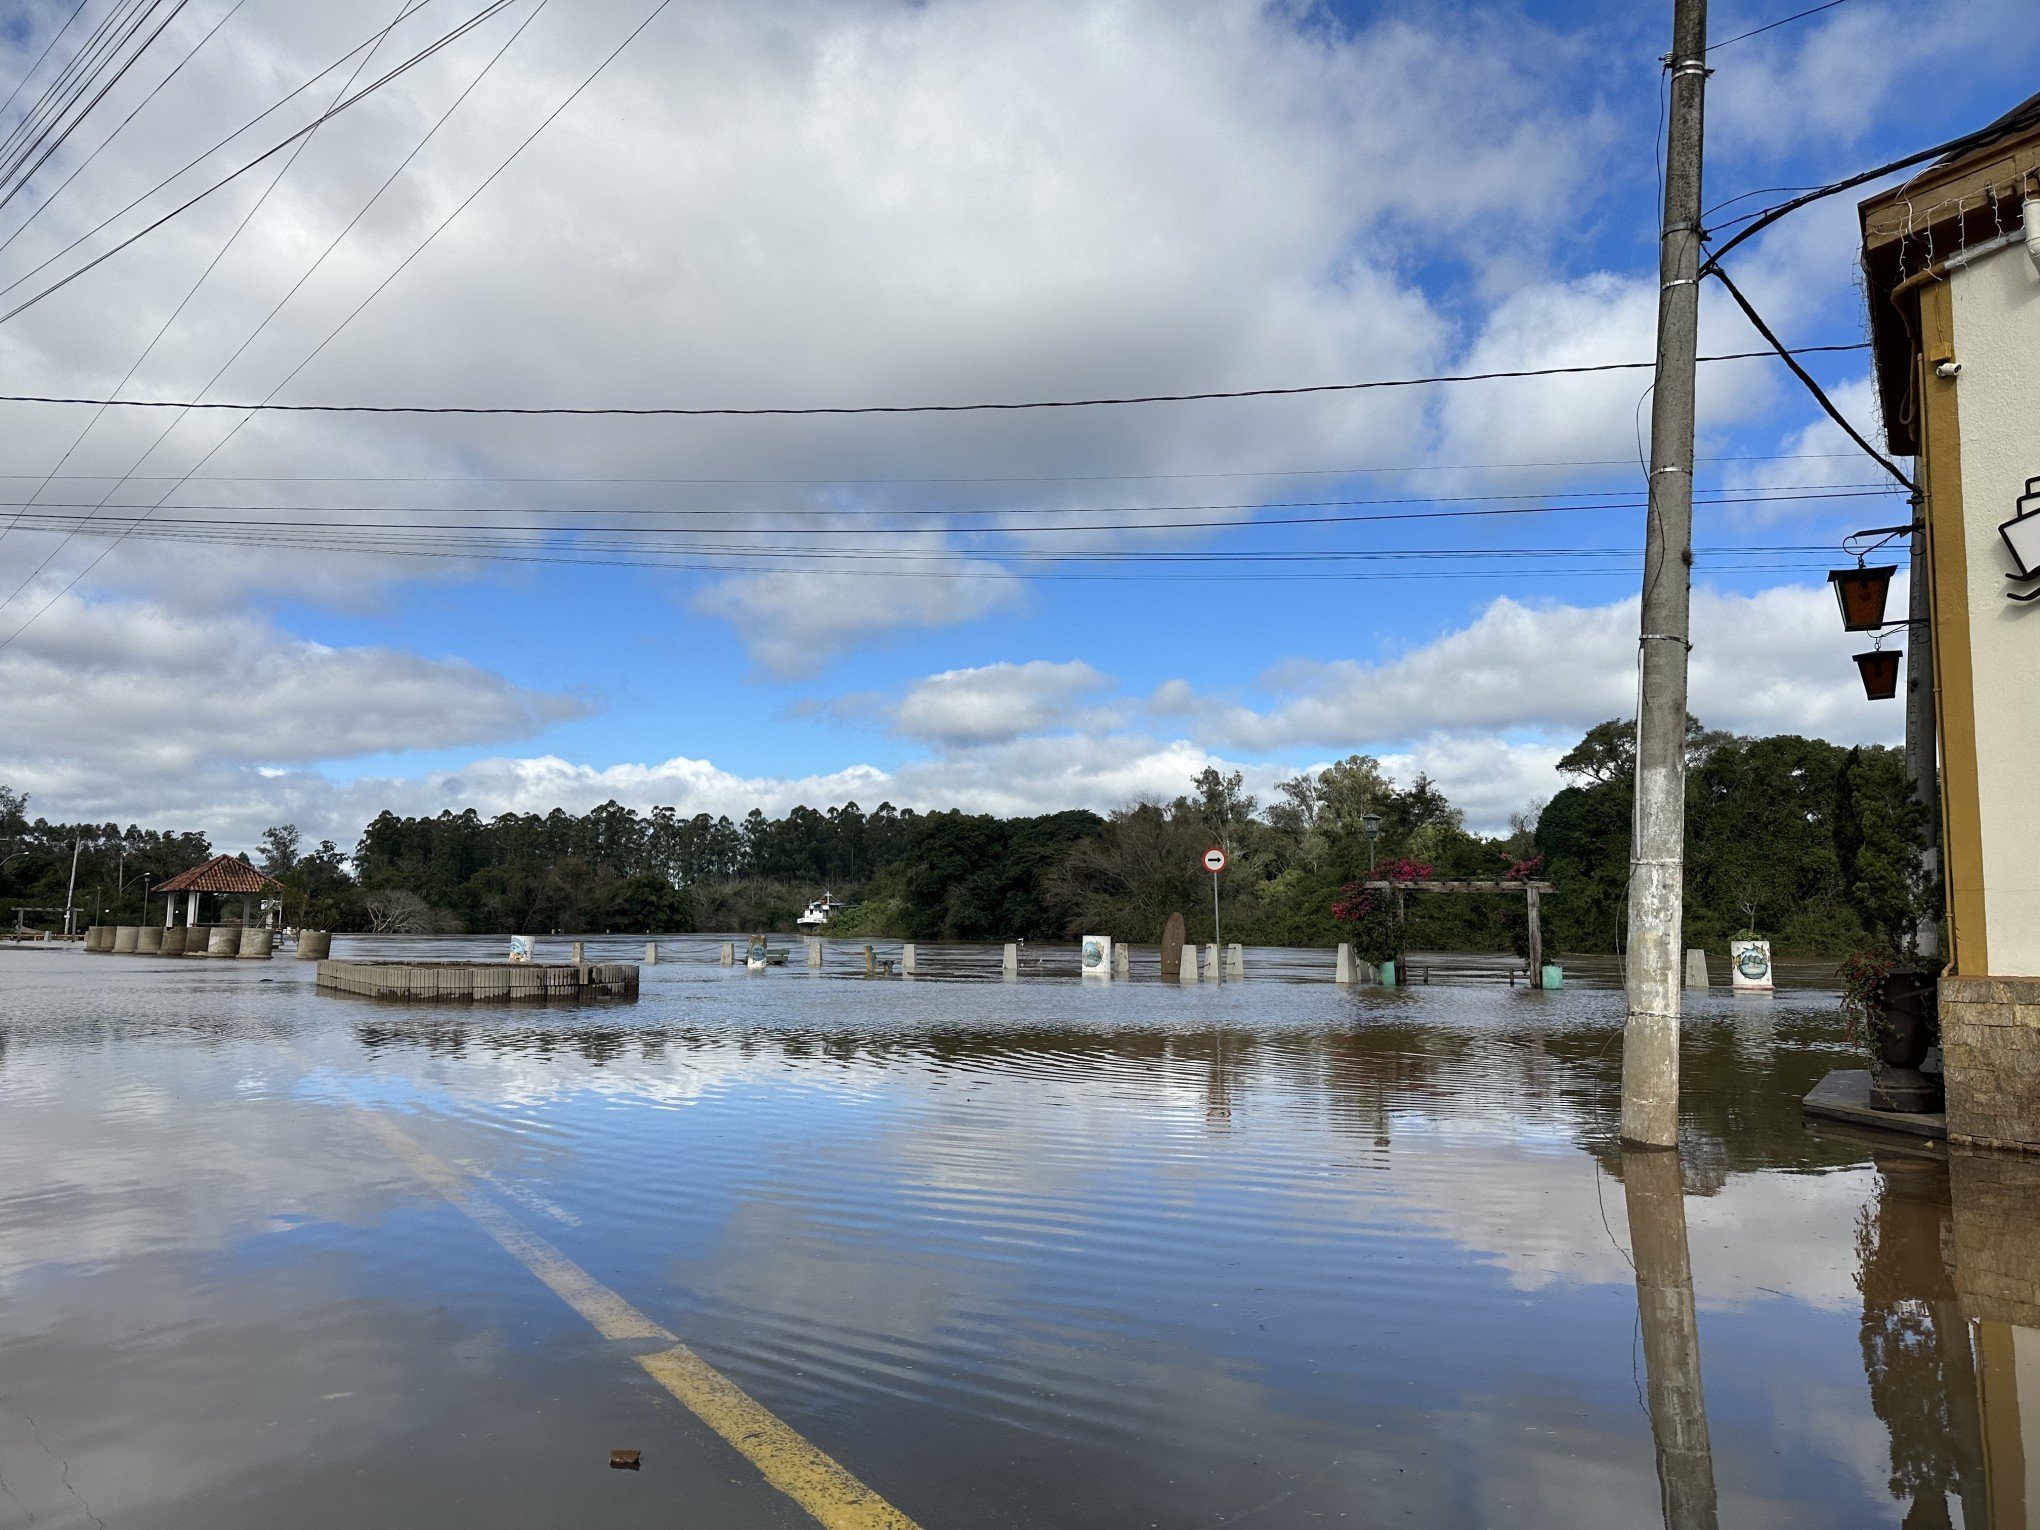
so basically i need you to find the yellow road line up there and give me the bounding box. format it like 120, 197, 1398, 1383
349, 1109, 922, 1529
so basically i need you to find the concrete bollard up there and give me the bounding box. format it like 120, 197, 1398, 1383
901, 943, 915, 975
1179, 948, 1200, 984
1114, 944, 1129, 978
137, 926, 164, 955
1203, 943, 1221, 982
644, 941, 659, 965
113, 925, 140, 954
720, 941, 735, 967
296, 930, 331, 961
809, 938, 824, 969
570, 940, 586, 966
238, 927, 273, 960
1683, 948, 1708, 989
207, 926, 240, 957
160, 925, 188, 958
1335, 943, 1355, 984
1002, 942, 1018, 977
1226, 943, 1244, 980
83, 926, 104, 952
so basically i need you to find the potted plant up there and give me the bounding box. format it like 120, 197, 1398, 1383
1840, 949, 1943, 1112
1331, 859, 1430, 986
1834, 753, 1945, 1112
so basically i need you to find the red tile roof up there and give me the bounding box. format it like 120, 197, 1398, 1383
156, 855, 282, 895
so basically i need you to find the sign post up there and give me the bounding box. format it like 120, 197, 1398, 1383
1202, 847, 1227, 971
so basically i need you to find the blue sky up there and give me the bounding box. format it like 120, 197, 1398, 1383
1, 0, 2033, 846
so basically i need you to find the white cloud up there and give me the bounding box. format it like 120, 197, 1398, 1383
1707, 0, 2037, 157
1151, 583, 1903, 753
888, 658, 1111, 744
0, 589, 583, 777
0, 0, 1613, 665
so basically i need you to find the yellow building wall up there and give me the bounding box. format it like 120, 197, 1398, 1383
1949, 242, 2040, 977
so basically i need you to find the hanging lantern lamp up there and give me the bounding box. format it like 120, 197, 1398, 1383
1828, 563, 1896, 632
1854, 647, 1901, 701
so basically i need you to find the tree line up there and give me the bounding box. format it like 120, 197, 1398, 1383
0, 718, 1921, 954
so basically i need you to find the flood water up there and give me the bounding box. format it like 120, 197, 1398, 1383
0, 936, 2032, 1528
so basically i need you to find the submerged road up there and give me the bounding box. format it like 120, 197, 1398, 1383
0, 937, 2028, 1527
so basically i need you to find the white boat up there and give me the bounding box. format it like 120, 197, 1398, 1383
796, 893, 845, 930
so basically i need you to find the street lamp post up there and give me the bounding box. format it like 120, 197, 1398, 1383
1362, 812, 1382, 874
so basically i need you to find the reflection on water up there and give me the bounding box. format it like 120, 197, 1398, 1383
1624, 1147, 1719, 1530
0, 941, 2031, 1527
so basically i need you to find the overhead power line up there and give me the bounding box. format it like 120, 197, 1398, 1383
0, 343, 1871, 417
0, 449, 1876, 487
0, 485, 1900, 538
0, 0, 514, 327
0, 0, 97, 124
1711, 0, 1854, 50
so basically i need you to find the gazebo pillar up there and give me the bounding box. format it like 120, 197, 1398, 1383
185, 890, 200, 926
239, 894, 251, 929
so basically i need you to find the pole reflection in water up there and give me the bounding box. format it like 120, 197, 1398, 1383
1859, 1147, 1984, 1529
1950, 1147, 2040, 1529
1622, 1146, 1719, 1530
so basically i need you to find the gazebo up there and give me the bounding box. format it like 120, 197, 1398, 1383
156, 855, 282, 930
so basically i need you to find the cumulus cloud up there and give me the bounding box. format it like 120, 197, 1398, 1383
1707, 0, 2037, 157
0, 589, 584, 776
0, 0, 1613, 666
888, 659, 1112, 744
1151, 583, 1903, 751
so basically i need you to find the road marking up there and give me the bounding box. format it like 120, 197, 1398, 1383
349, 1108, 922, 1529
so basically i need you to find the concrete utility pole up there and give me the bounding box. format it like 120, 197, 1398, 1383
63, 837, 81, 938
1623, 0, 1709, 1149
1905, 511, 1941, 959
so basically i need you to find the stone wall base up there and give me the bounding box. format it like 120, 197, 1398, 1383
1941, 974, 2040, 1151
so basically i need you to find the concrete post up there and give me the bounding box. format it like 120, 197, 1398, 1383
1621, 0, 1711, 1150
164, 901, 175, 928
1226, 943, 1244, 980
1114, 944, 1129, 978
644, 941, 658, 964
570, 940, 585, 966
807, 938, 824, 968
865, 944, 876, 977
1179, 947, 1199, 984
1203, 943, 1220, 983
720, 941, 734, 966
238, 928, 273, 960
297, 931, 331, 960
1527, 886, 1544, 987
185, 890, 199, 927
901, 943, 915, 975
1335, 943, 1355, 984
1683, 949, 1709, 989
206, 926, 239, 957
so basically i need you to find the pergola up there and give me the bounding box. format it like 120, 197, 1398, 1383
1363, 877, 1557, 986
156, 855, 282, 929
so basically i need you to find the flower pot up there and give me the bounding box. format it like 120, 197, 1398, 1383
1869, 968, 1943, 1113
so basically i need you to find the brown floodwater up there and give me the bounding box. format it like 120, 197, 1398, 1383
0, 935, 2029, 1528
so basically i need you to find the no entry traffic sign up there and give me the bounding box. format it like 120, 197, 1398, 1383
1203, 846, 1227, 874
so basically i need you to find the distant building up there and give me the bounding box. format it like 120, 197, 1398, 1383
1860, 91, 2040, 1150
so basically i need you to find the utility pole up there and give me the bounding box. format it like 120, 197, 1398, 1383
1623, 0, 1709, 1149
64, 836, 81, 939
1905, 508, 1940, 959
